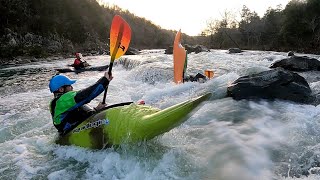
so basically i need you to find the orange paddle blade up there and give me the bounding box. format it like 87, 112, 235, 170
173, 29, 186, 84
204, 69, 214, 79
110, 15, 131, 60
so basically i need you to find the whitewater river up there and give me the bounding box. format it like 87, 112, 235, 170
1, 50, 320, 180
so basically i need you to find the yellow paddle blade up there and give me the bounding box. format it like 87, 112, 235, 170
173, 29, 186, 84
110, 15, 132, 61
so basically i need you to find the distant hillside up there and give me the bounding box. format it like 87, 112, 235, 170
0, 0, 200, 62
2, 0, 319, 64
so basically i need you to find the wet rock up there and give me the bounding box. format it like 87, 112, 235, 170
165, 46, 173, 54
228, 48, 242, 53
270, 56, 320, 71
184, 73, 207, 83
185, 44, 210, 54
288, 51, 295, 56
164, 44, 209, 54
227, 68, 315, 104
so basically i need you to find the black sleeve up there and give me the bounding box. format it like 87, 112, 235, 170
74, 76, 110, 103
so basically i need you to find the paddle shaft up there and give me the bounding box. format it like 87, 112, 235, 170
102, 23, 124, 104
102, 61, 113, 104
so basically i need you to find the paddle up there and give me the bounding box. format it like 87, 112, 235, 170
173, 29, 186, 84
102, 15, 132, 104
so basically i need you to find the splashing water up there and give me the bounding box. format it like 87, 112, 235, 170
0, 50, 320, 180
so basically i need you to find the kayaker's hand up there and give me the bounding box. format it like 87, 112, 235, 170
104, 72, 113, 81
95, 102, 107, 111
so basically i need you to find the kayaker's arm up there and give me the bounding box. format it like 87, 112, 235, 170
74, 77, 110, 103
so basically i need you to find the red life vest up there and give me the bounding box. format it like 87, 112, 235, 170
74, 58, 81, 66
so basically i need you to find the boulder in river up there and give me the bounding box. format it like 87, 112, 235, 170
227, 68, 314, 104
270, 56, 320, 71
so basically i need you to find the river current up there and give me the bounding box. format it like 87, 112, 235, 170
0, 49, 320, 180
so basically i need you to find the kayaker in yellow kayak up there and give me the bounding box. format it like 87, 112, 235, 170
48, 73, 113, 135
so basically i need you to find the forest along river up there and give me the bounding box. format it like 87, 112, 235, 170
0, 50, 320, 180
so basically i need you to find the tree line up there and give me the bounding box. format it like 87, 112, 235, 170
201, 0, 320, 54
0, 0, 197, 60
0, 0, 318, 61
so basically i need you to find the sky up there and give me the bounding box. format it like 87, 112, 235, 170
101, 0, 291, 36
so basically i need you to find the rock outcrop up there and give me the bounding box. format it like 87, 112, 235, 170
227, 68, 316, 104
164, 44, 209, 54
270, 56, 320, 71
228, 48, 242, 54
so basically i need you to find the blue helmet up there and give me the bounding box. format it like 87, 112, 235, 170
49, 75, 76, 93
